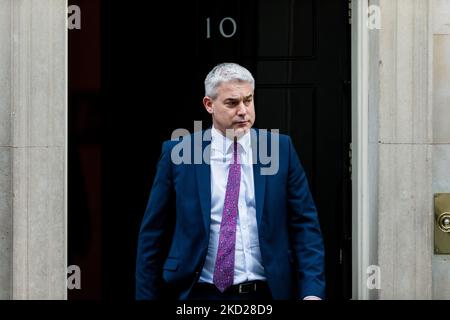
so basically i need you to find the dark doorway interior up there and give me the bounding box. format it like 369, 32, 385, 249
68, 0, 102, 299
69, 0, 351, 300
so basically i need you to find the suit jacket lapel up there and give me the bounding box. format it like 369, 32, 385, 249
251, 128, 266, 228
195, 131, 211, 235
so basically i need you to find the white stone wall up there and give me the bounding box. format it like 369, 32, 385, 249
0, 0, 67, 299
0, 0, 13, 300
376, 0, 433, 299
431, 0, 450, 300
368, 0, 450, 299
368, 0, 381, 300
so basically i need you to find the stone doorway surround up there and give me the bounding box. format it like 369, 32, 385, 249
352, 0, 450, 300
0, 0, 67, 299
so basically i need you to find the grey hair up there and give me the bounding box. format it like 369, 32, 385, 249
204, 62, 255, 99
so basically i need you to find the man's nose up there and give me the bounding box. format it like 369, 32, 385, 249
237, 101, 247, 115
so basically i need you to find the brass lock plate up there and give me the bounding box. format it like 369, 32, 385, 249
434, 193, 450, 254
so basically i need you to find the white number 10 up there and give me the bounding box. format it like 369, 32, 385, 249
206, 17, 237, 39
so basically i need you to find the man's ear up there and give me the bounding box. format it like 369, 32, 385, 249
203, 96, 214, 114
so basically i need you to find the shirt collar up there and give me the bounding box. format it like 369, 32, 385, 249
211, 125, 251, 155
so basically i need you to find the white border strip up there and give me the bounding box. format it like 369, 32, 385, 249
351, 0, 370, 300
64, 0, 69, 300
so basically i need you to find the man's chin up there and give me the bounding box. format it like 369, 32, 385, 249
234, 125, 251, 137
224, 124, 252, 139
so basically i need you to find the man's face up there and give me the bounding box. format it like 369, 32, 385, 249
203, 81, 255, 137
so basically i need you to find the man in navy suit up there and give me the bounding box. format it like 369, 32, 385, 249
136, 63, 325, 300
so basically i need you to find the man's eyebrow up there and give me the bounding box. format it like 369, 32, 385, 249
224, 98, 239, 102
223, 94, 253, 103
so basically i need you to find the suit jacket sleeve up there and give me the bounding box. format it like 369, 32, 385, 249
286, 136, 326, 299
135, 141, 174, 299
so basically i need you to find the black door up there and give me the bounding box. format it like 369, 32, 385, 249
94, 0, 351, 300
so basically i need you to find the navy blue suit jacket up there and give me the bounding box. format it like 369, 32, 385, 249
135, 128, 325, 300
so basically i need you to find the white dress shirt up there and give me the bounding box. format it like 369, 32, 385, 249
199, 126, 266, 284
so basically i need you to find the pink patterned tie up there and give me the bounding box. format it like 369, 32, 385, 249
213, 140, 241, 292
